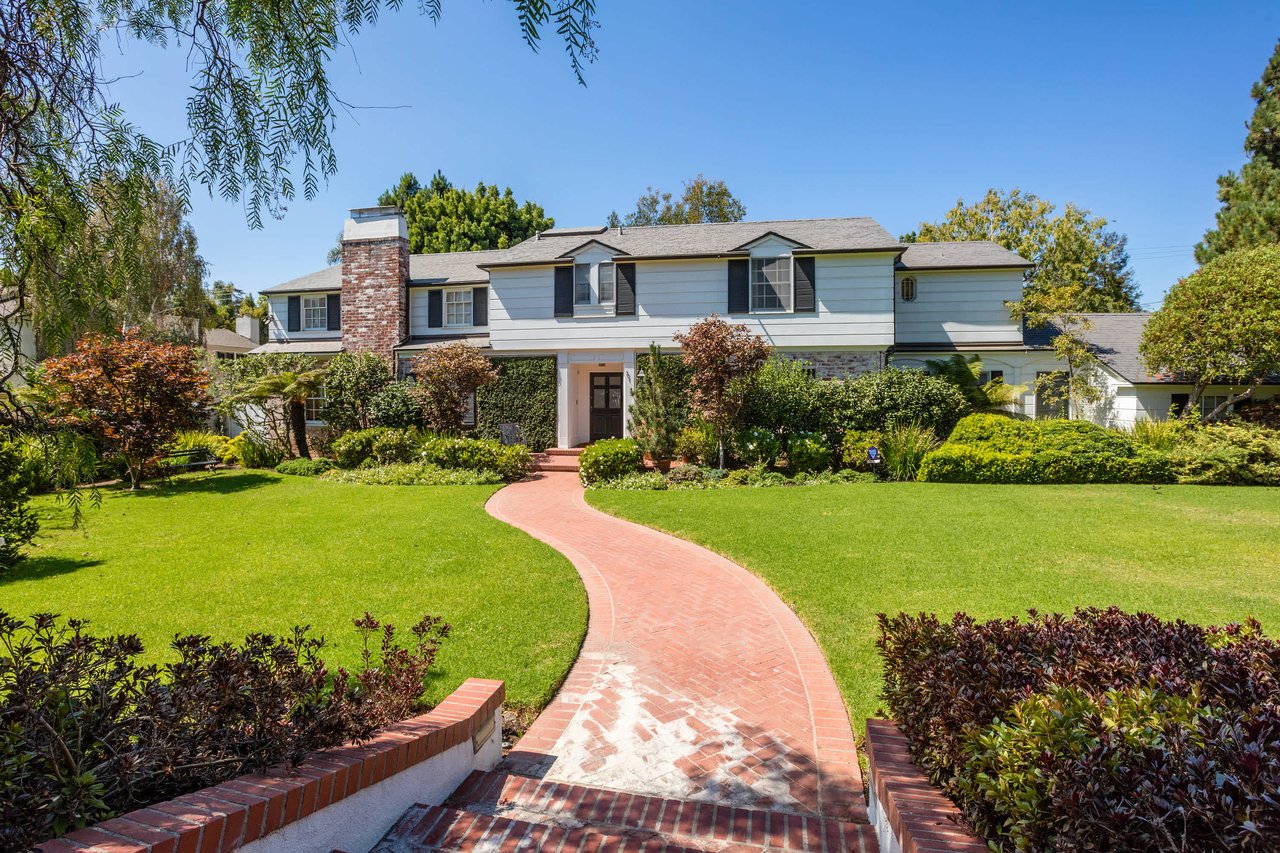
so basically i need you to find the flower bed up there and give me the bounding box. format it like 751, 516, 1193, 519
877, 607, 1280, 850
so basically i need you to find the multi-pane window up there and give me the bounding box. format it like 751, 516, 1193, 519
445, 289, 473, 326
574, 264, 592, 305
304, 387, 326, 423
1200, 395, 1229, 421
751, 257, 792, 312
302, 295, 327, 330
598, 262, 616, 305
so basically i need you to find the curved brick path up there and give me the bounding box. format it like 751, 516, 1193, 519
486, 472, 865, 822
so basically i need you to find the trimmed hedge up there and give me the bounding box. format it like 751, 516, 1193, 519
918, 414, 1175, 484
274, 457, 335, 476
474, 357, 557, 452
878, 608, 1280, 850
419, 436, 531, 482
579, 437, 643, 485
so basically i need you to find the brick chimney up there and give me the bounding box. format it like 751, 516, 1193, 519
340, 206, 409, 361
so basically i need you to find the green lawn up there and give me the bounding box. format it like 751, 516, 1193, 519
588, 483, 1280, 733
3, 471, 586, 714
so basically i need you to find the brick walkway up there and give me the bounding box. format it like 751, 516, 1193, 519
486, 473, 864, 822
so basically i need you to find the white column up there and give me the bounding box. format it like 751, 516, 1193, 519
556, 351, 571, 448
621, 350, 637, 438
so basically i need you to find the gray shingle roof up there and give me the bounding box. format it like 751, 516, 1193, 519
201, 327, 259, 352
260, 248, 509, 294
1025, 313, 1157, 383
480, 217, 903, 266
896, 241, 1031, 270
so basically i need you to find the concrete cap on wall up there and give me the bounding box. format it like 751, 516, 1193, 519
344, 206, 407, 242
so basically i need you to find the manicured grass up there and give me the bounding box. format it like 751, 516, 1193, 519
3, 471, 586, 714
588, 483, 1280, 732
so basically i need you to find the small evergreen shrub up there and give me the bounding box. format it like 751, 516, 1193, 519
169, 430, 230, 461
419, 436, 531, 482
674, 420, 719, 466
578, 438, 643, 485
1168, 422, 1280, 486
879, 422, 939, 482
225, 432, 283, 469
1124, 417, 1188, 453
732, 426, 781, 467
666, 463, 711, 487
372, 429, 419, 464
331, 427, 391, 469
738, 356, 834, 437
0, 430, 38, 572
275, 457, 335, 476
322, 463, 505, 486
367, 380, 424, 429
786, 430, 832, 473
839, 368, 971, 437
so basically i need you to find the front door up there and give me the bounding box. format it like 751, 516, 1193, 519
589, 372, 624, 442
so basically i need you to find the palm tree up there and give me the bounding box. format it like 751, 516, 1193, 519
925, 353, 1024, 413
241, 368, 327, 459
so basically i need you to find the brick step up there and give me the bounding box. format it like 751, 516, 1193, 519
544, 447, 585, 457
376, 804, 709, 852
440, 771, 874, 852
532, 462, 580, 473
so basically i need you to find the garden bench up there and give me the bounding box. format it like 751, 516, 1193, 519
162, 448, 217, 472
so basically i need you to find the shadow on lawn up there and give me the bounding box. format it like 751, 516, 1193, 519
0, 554, 102, 587
123, 470, 280, 498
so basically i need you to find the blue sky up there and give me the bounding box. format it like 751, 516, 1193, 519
101, 1, 1280, 306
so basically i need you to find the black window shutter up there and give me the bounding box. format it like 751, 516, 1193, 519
1170, 393, 1190, 418
616, 263, 636, 316
428, 289, 443, 328
473, 287, 488, 326
327, 294, 341, 330
554, 267, 574, 317
287, 295, 301, 332
727, 259, 750, 313
794, 257, 816, 313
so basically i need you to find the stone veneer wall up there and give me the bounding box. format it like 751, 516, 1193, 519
785, 350, 883, 380
341, 236, 409, 362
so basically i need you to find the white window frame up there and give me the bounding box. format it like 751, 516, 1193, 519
574, 264, 592, 306
302, 295, 328, 331
597, 262, 616, 306
571, 261, 616, 315
1200, 395, 1230, 422
304, 386, 327, 424
444, 288, 473, 328
750, 256, 793, 313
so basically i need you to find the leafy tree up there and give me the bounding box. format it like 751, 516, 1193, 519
607, 174, 746, 227
1, 0, 598, 394
924, 353, 1025, 412
1198, 41, 1280, 262
40, 332, 210, 489
673, 316, 771, 467
402, 181, 553, 254
410, 344, 498, 432
1140, 244, 1280, 421
210, 353, 317, 452
320, 352, 395, 434
908, 188, 1139, 313
629, 343, 683, 460
240, 368, 328, 459
1011, 284, 1107, 418
0, 428, 39, 572
206, 281, 265, 330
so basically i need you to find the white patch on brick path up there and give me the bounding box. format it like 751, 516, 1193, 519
544, 659, 803, 811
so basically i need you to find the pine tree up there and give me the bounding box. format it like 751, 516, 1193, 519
1197, 40, 1280, 262
629, 343, 682, 461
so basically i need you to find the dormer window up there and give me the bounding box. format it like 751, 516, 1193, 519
574, 262, 615, 308
751, 257, 792, 312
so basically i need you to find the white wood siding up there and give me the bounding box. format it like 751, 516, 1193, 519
487, 253, 896, 352
267, 293, 340, 342
894, 269, 1023, 345
408, 286, 488, 337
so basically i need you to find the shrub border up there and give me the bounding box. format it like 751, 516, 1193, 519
37, 678, 505, 853
865, 718, 987, 853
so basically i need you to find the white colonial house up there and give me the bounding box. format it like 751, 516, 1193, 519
254, 207, 1276, 445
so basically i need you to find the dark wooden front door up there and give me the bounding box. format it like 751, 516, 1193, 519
589, 372, 624, 442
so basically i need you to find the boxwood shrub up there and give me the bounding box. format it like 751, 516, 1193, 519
878, 608, 1280, 850
419, 436, 531, 482
918, 413, 1175, 484
274, 457, 335, 476
331, 427, 392, 469
578, 438, 643, 485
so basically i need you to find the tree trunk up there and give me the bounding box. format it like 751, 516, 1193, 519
289, 400, 311, 459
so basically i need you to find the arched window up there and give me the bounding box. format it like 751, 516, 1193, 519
900, 276, 917, 302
